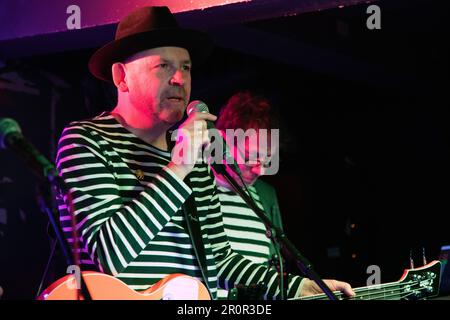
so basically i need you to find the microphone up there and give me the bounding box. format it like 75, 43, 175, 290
187, 100, 241, 175
0, 118, 59, 183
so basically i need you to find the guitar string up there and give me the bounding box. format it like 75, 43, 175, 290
351, 286, 430, 301
345, 285, 429, 300
298, 281, 430, 300
348, 281, 418, 296
299, 281, 416, 300
336, 283, 428, 300
302, 285, 428, 301
298, 284, 412, 300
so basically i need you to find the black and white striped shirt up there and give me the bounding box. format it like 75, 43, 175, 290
56, 112, 303, 300
216, 185, 273, 298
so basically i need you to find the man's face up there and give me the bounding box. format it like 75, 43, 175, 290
231, 130, 275, 186
124, 46, 192, 125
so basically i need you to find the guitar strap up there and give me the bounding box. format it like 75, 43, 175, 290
182, 174, 211, 297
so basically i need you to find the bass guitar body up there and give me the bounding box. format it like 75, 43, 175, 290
38, 272, 211, 300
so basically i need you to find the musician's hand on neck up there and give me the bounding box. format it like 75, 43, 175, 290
300, 279, 355, 298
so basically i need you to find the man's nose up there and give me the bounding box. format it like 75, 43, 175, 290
170, 69, 185, 86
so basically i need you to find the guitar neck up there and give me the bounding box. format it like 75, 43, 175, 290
296, 281, 407, 300
295, 260, 441, 301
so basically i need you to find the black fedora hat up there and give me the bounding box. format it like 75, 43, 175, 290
88, 6, 213, 82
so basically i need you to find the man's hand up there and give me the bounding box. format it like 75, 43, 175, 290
300, 278, 355, 298
168, 111, 217, 180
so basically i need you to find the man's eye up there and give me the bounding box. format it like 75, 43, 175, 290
182, 65, 191, 71
159, 63, 169, 68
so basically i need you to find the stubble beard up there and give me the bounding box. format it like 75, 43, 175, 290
159, 102, 186, 125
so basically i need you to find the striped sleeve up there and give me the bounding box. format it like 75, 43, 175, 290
56, 124, 192, 275
206, 187, 304, 300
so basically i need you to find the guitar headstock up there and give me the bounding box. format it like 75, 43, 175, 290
398, 260, 442, 300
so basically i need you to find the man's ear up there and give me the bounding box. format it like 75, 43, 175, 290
112, 63, 128, 92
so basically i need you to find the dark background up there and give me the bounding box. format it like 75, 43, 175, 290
1, 0, 449, 299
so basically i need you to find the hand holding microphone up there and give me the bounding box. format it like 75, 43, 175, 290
167, 100, 241, 180
167, 102, 217, 180
186, 100, 241, 176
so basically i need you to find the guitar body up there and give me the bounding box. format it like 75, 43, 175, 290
38, 272, 211, 300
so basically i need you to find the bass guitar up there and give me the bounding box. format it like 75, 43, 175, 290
38, 260, 442, 300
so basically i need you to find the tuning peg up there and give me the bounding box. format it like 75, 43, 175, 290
410, 249, 415, 269
422, 247, 427, 266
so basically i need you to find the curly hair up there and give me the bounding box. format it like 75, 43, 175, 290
215, 91, 279, 131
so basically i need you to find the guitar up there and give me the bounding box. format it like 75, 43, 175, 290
296, 260, 442, 300
38, 260, 442, 300
38, 272, 211, 300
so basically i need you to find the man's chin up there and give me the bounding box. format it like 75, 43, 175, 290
162, 110, 184, 124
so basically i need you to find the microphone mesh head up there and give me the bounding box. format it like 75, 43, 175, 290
187, 100, 209, 115
0, 118, 21, 149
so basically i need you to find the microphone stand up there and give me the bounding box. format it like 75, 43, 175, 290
0, 118, 92, 299
36, 169, 92, 300
213, 164, 338, 300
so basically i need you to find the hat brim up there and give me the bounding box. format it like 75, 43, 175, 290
88, 28, 213, 82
